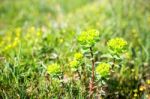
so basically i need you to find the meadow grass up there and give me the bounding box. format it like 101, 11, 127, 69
0, 0, 150, 98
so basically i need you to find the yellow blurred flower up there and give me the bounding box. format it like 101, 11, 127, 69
78, 29, 100, 47
74, 52, 83, 61
4, 45, 12, 51
133, 89, 138, 93
59, 38, 64, 43
146, 79, 150, 85
37, 31, 42, 37
47, 63, 61, 75
12, 41, 18, 48
12, 37, 19, 48
134, 93, 137, 97
96, 62, 110, 77
139, 85, 146, 91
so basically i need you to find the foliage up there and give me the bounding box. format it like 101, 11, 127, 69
0, 0, 150, 98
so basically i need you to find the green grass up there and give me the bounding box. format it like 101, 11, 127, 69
0, 0, 150, 98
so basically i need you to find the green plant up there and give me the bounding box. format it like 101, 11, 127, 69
45, 29, 128, 98
0, 0, 150, 98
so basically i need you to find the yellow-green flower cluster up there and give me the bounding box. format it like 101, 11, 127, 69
78, 29, 100, 47
47, 63, 61, 75
107, 38, 127, 53
69, 52, 83, 70
146, 79, 150, 85
1, 28, 21, 52
26, 27, 42, 40
96, 62, 110, 77
74, 52, 83, 61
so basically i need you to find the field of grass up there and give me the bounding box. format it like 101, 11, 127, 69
0, 0, 150, 98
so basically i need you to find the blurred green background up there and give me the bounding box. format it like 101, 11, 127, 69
0, 0, 150, 98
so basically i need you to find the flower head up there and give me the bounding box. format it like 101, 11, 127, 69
47, 63, 61, 75
96, 62, 110, 77
74, 52, 83, 61
78, 29, 100, 47
107, 38, 127, 53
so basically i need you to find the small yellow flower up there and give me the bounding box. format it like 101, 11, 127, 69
139, 85, 146, 91
12, 41, 18, 47
74, 52, 83, 60
134, 93, 137, 97
59, 38, 64, 43
96, 62, 110, 77
12, 37, 19, 48
37, 31, 42, 37
47, 63, 61, 75
107, 37, 127, 53
146, 79, 150, 85
78, 29, 100, 47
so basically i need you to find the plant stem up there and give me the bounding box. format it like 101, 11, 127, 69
89, 47, 95, 98
77, 69, 81, 80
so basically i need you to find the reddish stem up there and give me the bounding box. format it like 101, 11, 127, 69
89, 47, 95, 98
